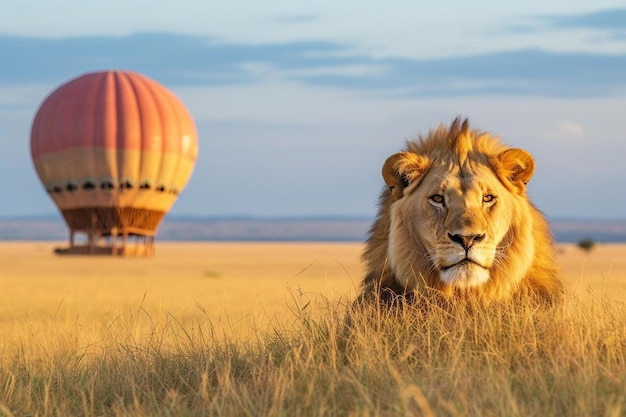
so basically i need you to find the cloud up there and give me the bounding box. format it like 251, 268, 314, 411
512, 8, 626, 36
541, 121, 586, 144
0, 33, 354, 85
1, 32, 625, 98
535, 9, 626, 31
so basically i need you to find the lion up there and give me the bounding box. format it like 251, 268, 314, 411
359, 118, 563, 307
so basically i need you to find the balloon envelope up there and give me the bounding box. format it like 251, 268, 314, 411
30, 70, 198, 239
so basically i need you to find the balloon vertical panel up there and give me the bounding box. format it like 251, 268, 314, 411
112, 73, 141, 208
131, 74, 164, 211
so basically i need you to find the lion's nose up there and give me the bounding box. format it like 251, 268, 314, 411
448, 233, 485, 250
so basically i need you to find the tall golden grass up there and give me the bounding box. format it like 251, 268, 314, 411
0, 242, 625, 416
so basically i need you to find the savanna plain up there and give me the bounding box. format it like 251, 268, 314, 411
1, 241, 625, 416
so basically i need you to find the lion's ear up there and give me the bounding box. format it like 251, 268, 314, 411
382, 152, 431, 200
496, 148, 535, 190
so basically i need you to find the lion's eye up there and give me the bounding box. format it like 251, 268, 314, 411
483, 194, 496, 203
430, 194, 445, 205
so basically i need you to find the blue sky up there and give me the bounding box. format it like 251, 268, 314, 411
1, 1, 626, 219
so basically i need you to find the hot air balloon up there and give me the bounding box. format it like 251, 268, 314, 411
30, 70, 198, 256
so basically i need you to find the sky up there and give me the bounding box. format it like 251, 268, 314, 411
1, 0, 626, 220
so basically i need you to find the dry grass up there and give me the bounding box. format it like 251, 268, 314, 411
0, 242, 625, 416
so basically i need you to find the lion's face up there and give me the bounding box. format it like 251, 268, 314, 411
382, 127, 536, 293
389, 160, 515, 289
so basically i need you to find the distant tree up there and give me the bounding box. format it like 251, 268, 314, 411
577, 238, 596, 252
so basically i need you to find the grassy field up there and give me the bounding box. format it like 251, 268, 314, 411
0, 241, 625, 416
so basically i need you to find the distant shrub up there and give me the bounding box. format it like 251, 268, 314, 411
577, 238, 596, 252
